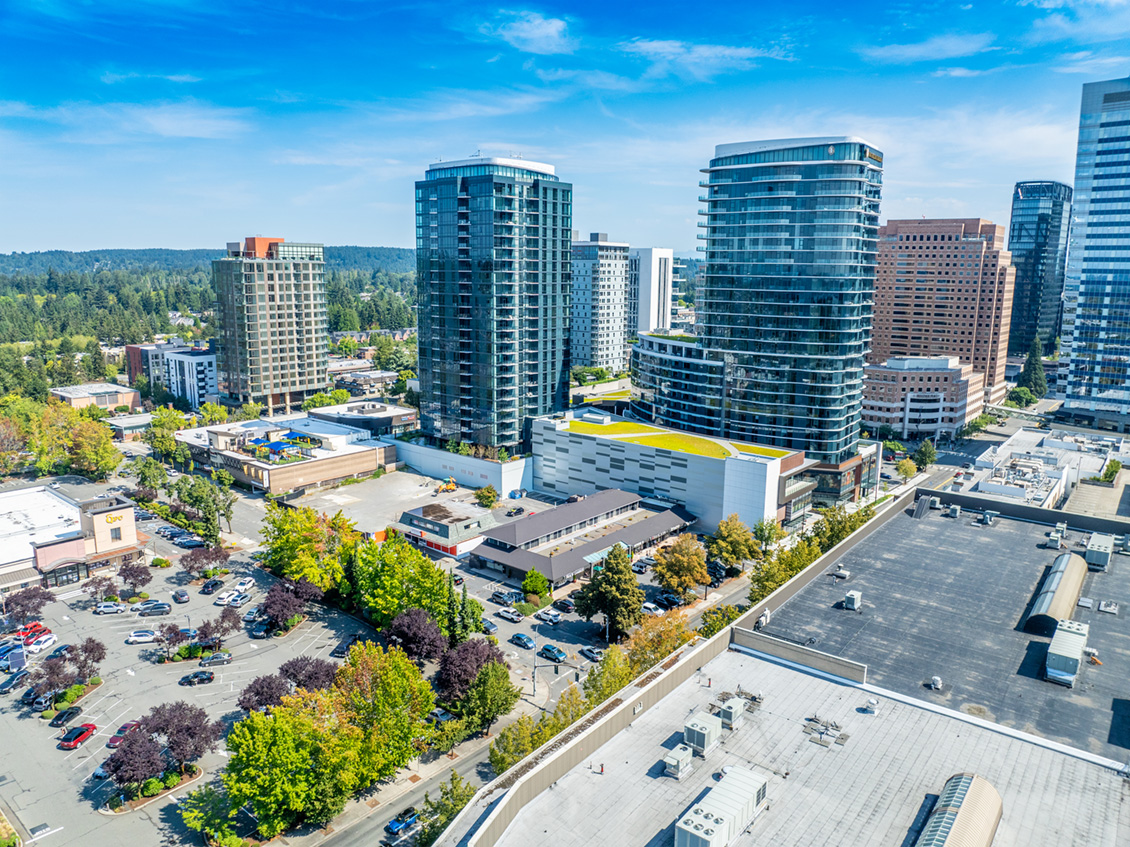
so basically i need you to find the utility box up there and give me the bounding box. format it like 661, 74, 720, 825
1085, 534, 1113, 571
719, 697, 746, 730
1046, 620, 1089, 688
949, 505, 962, 518
664, 744, 694, 780
1047, 532, 1062, 549
684, 712, 723, 757
844, 590, 862, 611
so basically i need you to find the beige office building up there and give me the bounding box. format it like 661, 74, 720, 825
872, 219, 1014, 406
863, 356, 985, 440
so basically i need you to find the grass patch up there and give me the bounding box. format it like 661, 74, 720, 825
730, 441, 790, 458
621, 432, 730, 458
567, 420, 662, 436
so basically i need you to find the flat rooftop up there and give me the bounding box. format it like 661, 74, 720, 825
0, 487, 80, 568
493, 650, 1129, 847
767, 507, 1130, 761
556, 412, 793, 460
49, 382, 135, 398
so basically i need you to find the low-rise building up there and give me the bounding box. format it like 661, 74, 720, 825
327, 358, 374, 379
106, 412, 154, 442
0, 488, 145, 594
392, 501, 502, 558
163, 347, 217, 409
333, 369, 399, 397
863, 356, 985, 440
532, 410, 817, 531
49, 382, 140, 412
174, 414, 396, 496
308, 400, 418, 438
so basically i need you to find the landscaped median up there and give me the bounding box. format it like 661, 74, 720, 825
0, 808, 20, 847
39, 678, 102, 721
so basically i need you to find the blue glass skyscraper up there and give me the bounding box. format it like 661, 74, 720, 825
1062, 76, 1130, 429
1006, 181, 1072, 356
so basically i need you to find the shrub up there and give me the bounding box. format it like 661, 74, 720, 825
158, 656, 167, 664
141, 777, 163, 797
62, 683, 87, 705
106, 594, 120, 602
0, 835, 18, 847
138, 592, 150, 600
213, 832, 247, 847
107, 795, 123, 811
163, 772, 181, 789
41, 709, 57, 719
152, 557, 171, 568
90, 676, 102, 685
284, 613, 302, 630
128, 596, 140, 604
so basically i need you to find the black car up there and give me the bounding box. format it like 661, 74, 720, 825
172, 589, 189, 604
179, 670, 214, 686
20, 686, 41, 705
248, 620, 274, 639
331, 633, 363, 659
506, 506, 525, 517
0, 669, 29, 695
199, 651, 232, 667
47, 644, 73, 660
138, 603, 172, 617
49, 705, 83, 727
176, 538, 206, 549
553, 598, 576, 614
200, 578, 224, 595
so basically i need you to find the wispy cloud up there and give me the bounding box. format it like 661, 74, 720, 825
535, 67, 643, 92
100, 70, 201, 84
1025, 0, 1130, 43
859, 32, 997, 63
478, 10, 576, 55
0, 99, 253, 142
384, 87, 566, 122
618, 39, 790, 81
1051, 49, 1130, 72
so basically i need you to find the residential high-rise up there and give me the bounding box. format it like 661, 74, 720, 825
1062, 76, 1130, 431
214, 237, 328, 415
628, 247, 675, 335
163, 347, 218, 410
570, 232, 630, 372
416, 157, 572, 451
871, 219, 1015, 406
632, 137, 882, 504
1007, 181, 1072, 356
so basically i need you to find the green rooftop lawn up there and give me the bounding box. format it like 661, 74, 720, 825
621, 432, 731, 458
567, 420, 662, 436
731, 442, 790, 458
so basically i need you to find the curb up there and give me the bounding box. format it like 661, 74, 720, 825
97, 767, 203, 816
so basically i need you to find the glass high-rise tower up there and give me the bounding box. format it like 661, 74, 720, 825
1006, 181, 1072, 356
416, 157, 572, 451
633, 137, 882, 475
1062, 76, 1130, 428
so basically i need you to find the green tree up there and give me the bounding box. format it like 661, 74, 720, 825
179, 784, 236, 844
353, 533, 449, 629
463, 662, 520, 735
811, 503, 876, 552
573, 543, 644, 639
416, 770, 478, 847
697, 604, 746, 638
198, 401, 228, 425
233, 401, 263, 421
652, 534, 709, 598
1007, 386, 1036, 407
473, 484, 499, 508
488, 713, 538, 775
330, 388, 351, 404
301, 393, 335, 411
260, 504, 360, 594
624, 612, 693, 675
1016, 335, 1048, 398
211, 467, 234, 490
751, 518, 785, 559
707, 514, 756, 568
896, 457, 918, 482
582, 645, 633, 706
521, 568, 550, 600
134, 457, 167, 490
912, 440, 937, 469
70, 419, 122, 478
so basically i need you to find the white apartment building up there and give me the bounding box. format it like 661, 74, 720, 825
570, 232, 630, 372
628, 247, 675, 335
163, 347, 218, 409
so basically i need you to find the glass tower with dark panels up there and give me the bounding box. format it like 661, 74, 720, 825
633, 137, 882, 467
416, 157, 572, 451
1006, 181, 1072, 356
1062, 76, 1130, 428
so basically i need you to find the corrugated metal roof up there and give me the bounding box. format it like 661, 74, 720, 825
916, 772, 1002, 847
1024, 552, 1086, 635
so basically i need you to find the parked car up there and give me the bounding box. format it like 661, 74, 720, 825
156, 526, 184, 538
641, 602, 663, 616
426, 707, 455, 725
126, 630, 159, 645
33, 690, 60, 711
480, 617, 499, 634
199, 651, 232, 667
200, 578, 225, 595
179, 670, 215, 686
880, 473, 893, 480
505, 506, 525, 517
538, 644, 567, 663
228, 593, 252, 609
20, 687, 42, 706
534, 608, 561, 625
179, 628, 198, 640
451, 574, 464, 586
108, 720, 140, 748
232, 577, 255, 593
497, 608, 524, 624
242, 605, 264, 623
15, 622, 44, 639
510, 633, 535, 650
49, 706, 83, 727
331, 634, 363, 659
172, 589, 190, 604
94, 602, 128, 615
385, 808, 419, 836
553, 598, 575, 613
176, 538, 206, 549
47, 644, 73, 660
23, 628, 51, 646
491, 589, 515, 606
130, 599, 161, 613
213, 591, 237, 606
92, 760, 111, 780
27, 633, 58, 654
138, 603, 171, 617
248, 620, 274, 639
58, 723, 97, 750
579, 647, 604, 663
0, 669, 30, 695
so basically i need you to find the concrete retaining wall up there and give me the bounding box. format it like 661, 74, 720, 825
382, 437, 533, 494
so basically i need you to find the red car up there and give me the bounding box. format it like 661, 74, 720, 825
58, 723, 97, 750
108, 720, 140, 748
23, 628, 51, 647
16, 622, 44, 640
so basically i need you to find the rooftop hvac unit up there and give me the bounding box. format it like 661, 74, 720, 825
719, 697, 746, 730
982, 510, 999, 526
1047, 532, 1062, 549
1056, 522, 1068, 535
929, 497, 941, 509
684, 711, 723, 757
844, 590, 862, 611
664, 744, 694, 780
949, 505, 962, 518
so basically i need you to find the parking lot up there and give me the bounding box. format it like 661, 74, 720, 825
0, 552, 378, 846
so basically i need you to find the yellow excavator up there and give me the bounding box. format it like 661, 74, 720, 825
434, 477, 457, 495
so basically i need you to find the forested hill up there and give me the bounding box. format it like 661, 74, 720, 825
0, 245, 416, 275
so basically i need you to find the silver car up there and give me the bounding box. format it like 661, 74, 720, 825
95, 602, 128, 615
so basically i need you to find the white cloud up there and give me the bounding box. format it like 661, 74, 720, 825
859, 32, 997, 63
100, 71, 201, 84
0, 99, 252, 142
618, 39, 789, 80
479, 11, 576, 55
1051, 49, 1130, 72
1025, 0, 1130, 43
384, 87, 567, 122
535, 67, 643, 91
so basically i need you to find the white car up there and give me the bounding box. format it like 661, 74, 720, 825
228, 593, 252, 608
497, 608, 524, 623
213, 590, 237, 606
26, 633, 58, 654
641, 602, 664, 617
126, 630, 159, 645
232, 577, 255, 593
95, 602, 128, 615
534, 608, 561, 625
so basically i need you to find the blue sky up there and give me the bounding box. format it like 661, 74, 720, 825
2, 0, 1129, 253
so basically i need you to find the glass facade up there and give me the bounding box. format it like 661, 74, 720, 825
632, 138, 882, 464
1007, 181, 1072, 355
416, 159, 572, 450
1063, 77, 1130, 418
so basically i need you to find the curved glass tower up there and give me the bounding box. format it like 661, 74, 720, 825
633, 137, 882, 467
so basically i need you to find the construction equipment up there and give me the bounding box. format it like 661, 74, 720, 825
434, 477, 457, 495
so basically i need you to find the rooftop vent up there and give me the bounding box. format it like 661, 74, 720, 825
719, 697, 746, 730
664, 743, 694, 780
684, 711, 723, 757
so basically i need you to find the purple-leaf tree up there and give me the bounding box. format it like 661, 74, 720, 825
387, 608, 447, 662
105, 730, 165, 790
180, 546, 229, 579
437, 637, 508, 701
72, 637, 107, 681
5, 586, 56, 624
142, 701, 222, 773
214, 606, 242, 648
292, 577, 324, 604
158, 623, 188, 659
279, 656, 337, 691
32, 656, 78, 704
237, 674, 291, 712
262, 582, 302, 626
82, 575, 117, 603
118, 562, 152, 597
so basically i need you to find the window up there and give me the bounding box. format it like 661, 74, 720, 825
111, 527, 122, 541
